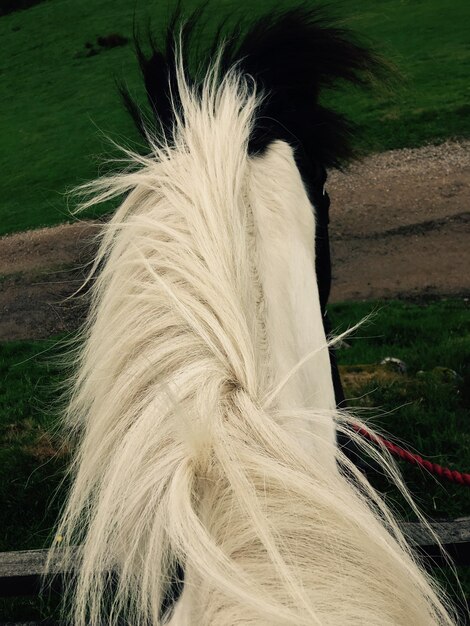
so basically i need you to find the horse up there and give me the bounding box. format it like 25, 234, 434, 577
51, 7, 456, 625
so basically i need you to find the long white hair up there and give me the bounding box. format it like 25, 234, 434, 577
50, 8, 456, 625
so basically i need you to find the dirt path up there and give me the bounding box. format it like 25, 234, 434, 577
328, 140, 470, 301
1, 140, 469, 341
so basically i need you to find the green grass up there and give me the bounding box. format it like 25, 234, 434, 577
0, 337, 68, 553
331, 298, 470, 617
332, 299, 470, 378
0, 0, 469, 236
0, 299, 469, 619
331, 299, 470, 520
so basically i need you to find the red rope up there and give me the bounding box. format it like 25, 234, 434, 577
352, 424, 470, 487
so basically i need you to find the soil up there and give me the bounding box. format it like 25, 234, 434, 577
1, 140, 469, 341
328, 139, 470, 302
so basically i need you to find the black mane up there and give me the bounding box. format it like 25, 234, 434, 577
121, 5, 384, 168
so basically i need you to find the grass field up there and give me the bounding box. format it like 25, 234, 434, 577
1, 0, 469, 236
1, 299, 469, 619
332, 300, 470, 520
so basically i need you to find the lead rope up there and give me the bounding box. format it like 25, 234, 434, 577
352, 423, 470, 487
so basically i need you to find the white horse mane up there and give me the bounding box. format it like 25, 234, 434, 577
49, 24, 456, 626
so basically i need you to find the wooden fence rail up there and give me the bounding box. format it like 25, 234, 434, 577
0, 518, 469, 622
